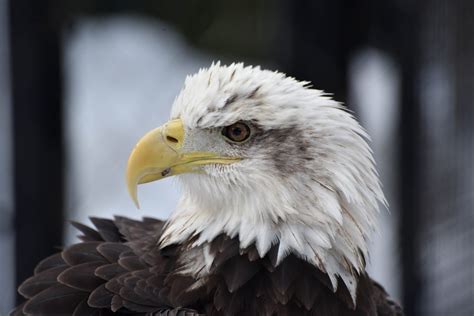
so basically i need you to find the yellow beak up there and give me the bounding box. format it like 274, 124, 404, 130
126, 118, 240, 208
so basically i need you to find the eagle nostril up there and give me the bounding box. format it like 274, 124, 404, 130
166, 135, 179, 144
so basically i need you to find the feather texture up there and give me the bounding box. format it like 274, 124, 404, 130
14, 217, 401, 315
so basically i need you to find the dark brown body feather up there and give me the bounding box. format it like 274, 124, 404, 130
13, 217, 402, 316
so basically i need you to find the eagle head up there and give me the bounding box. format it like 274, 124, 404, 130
126, 62, 385, 297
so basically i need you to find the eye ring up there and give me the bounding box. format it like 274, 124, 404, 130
222, 121, 251, 143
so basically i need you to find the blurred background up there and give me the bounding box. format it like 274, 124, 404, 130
0, 0, 473, 315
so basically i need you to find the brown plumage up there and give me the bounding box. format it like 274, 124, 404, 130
13, 216, 402, 316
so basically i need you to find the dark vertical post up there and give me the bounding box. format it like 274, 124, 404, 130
396, 2, 423, 315
452, 0, 474, 313
283, 0, 349, 102
282, 0, 371, 107
8, 0, 64, 302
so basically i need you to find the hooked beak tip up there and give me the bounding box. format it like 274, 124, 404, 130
127, 179, 141, 209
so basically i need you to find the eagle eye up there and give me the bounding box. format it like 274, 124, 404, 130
222, 122, 251, 143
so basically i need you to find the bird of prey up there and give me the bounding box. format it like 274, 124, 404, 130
13, 63, 402, 316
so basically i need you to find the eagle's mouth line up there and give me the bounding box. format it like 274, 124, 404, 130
171, 155, 241, 169
137, 156, 241, 184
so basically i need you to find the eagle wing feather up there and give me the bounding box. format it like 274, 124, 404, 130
13, 216, 400, 316
13, 217, 202, 316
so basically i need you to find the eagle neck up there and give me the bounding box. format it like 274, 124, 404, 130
160, 184, 372, 303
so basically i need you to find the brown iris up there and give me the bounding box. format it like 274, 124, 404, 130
222, 122, 251, 143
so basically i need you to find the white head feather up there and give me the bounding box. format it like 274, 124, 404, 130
160, 62, 386, 301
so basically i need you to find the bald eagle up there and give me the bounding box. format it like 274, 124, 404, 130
13, 63, 402, 316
